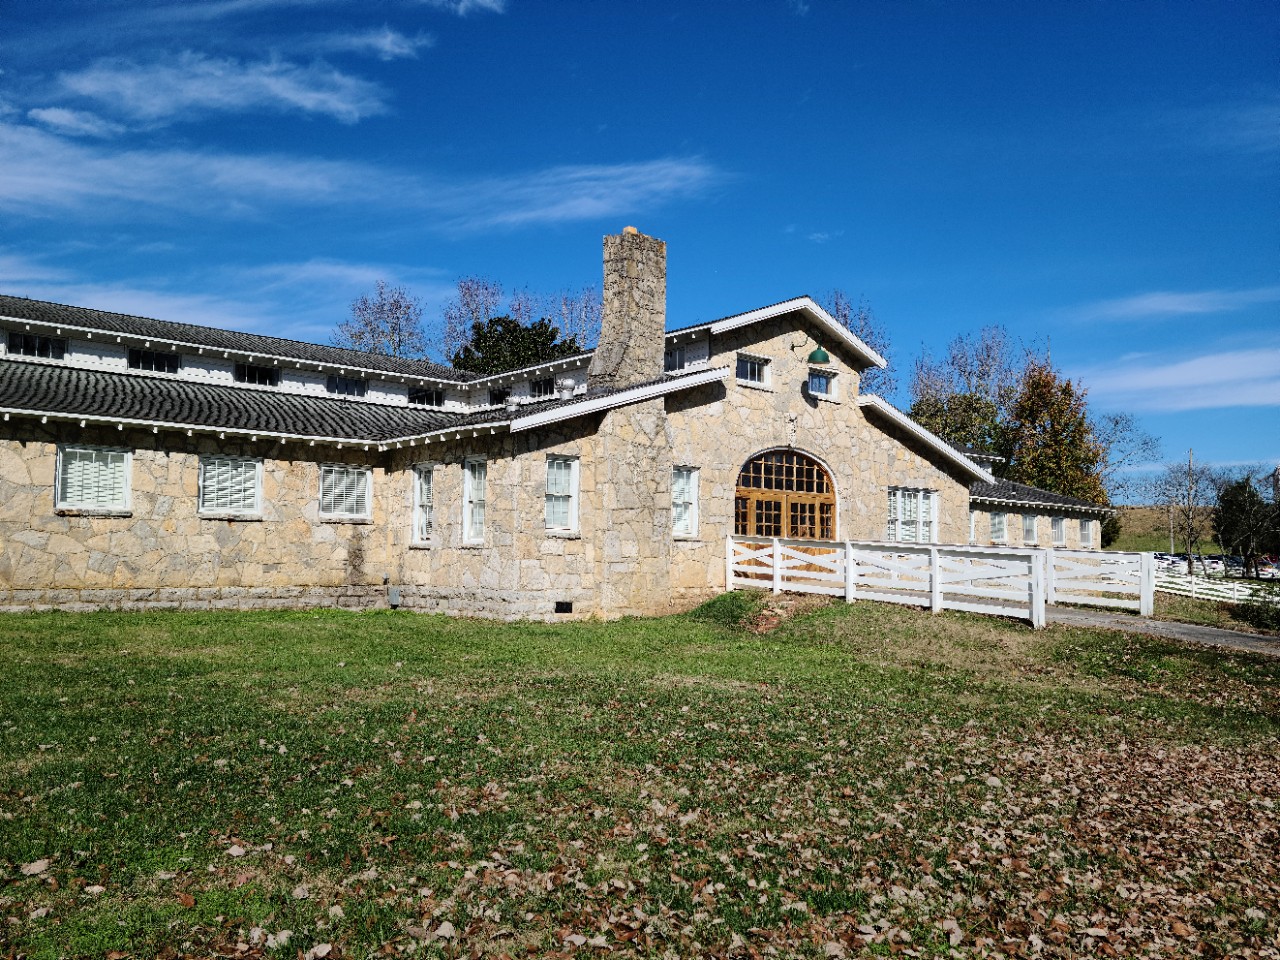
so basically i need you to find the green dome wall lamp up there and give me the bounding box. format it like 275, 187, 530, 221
807, 344, 830, 365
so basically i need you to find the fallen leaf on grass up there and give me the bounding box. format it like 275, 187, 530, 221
177, 892, 195, 908
20, 859, 50, 876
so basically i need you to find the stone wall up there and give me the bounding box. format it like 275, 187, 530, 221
0, 420, 396, 608
969, 506, 1102, 551
664, 311, 974, 604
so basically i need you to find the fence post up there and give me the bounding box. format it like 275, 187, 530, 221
1139, 552, 1154, 616
929, 547, 943, 613
1043, 548, 1056, 606
843, 541, 855, 604
725, 535, 734, 592
772, 537, 782, 594
1030, 554, 1046, 629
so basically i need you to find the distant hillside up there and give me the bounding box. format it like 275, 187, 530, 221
1108, 504, 1216, 553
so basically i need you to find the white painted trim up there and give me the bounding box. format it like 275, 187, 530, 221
708, 297, 888, 370
462, 457, 487, 544
544, 455, 580, 534
0, 312, 460, 387
196, 454, 263, 517
55, 444, 132, 512
856, 395, 996, 483
970, 496, 1113, 516
509, 366, 729, 433
318, 463, 373, 520
462, 354, 592, 388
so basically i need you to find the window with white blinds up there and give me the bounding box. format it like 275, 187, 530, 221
413, 464, 434, 542
1080, 518, 1095, 547
464, 459, 486, 542
1022, 513, 1038, 543
320, 464, 371, 519
1051, 516, 1065, 545
885, 487, 936, 543
56, 446, 130, 511
545, 457, 578, 532
672, 466, 698, 537
198, 457, 261, 515
991, 511, 1007, 542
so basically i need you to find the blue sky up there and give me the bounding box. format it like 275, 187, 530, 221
2, 0, 1276, 475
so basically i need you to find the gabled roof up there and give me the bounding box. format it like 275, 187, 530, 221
668, 296, 888, 371
969, 478, 1113, 515
0, 357, 726, 448
857, 395, 995, 483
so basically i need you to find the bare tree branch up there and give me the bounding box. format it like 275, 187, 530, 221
333, 280, 427, 358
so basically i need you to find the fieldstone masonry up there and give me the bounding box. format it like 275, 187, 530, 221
588, 228, 667, 392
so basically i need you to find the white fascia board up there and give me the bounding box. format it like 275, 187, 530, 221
857, 394, 996, 483
0, 405, 374, 447
380, 419, 510, 446
509, 366, 729, 433
970, 495, 1114, 516
0, 312, 464, 387
461, 353, 593, 388
707, 297, 888, 370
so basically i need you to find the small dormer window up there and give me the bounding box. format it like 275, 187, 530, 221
409, 387, 444, 407
489, 388, 510, 406
664, 345, 686, 373
235, 362, 279, 387
531, 377, 556, 398
8, 332, 66, 360
327, 374, 367, 397
129, 348, 181, 374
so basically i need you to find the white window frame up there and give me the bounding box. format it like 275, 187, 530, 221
807, 367, 837, 400
319, 463, 372, 520
735, 352, 771, 388
969, 509, 977, 543
463, 458, 487, 544
412, 463, 436, 544
197, 456, 262, 517
1080, 518, 1094, 548
1051, 516, 1066, 546
991, 511, 1007, 543
544, 456, 580, 534
664, 345, 686, 373
672, 466, 699, 538
885, 487, 938, 543
1022, 513, 1037, 544
55, 445, 131, 513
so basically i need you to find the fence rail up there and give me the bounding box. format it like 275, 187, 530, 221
1154, 572, 1279, 605
727, 537, 1156, 628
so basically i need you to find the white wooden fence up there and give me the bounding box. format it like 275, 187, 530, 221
1155, 572, 1279, 605
726, 537, 1157, 628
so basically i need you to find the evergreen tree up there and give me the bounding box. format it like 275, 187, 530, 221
1001, 358, 1108, 505
449, 315, 582, 376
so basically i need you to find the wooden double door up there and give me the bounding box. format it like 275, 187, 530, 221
734, 450, 835, 540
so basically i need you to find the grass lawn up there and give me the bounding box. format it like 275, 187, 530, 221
1, 598, 1277, 959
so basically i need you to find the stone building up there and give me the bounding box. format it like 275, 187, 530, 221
0, 228, 1109, 618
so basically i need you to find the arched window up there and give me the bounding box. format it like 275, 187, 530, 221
734, 450, 836, 540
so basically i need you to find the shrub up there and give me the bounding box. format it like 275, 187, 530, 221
1231, 581, 1280, 632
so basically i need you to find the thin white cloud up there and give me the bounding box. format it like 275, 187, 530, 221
27, 107, 126, 138
0, 252, 73, 284
0, 121, 723, 229
311, 26, 435, 60
416, 0, 506, 15
1185, 95, 1280, 155
1071, 286, 1280, 321
1081, 348, 1280, 412
438, 158, 725, 230
56, 52, 388, 125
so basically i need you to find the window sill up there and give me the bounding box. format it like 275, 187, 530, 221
56, 508, 132, 518
673, 535, 702, 542
199, 513, 263, 522
459, 541, 485, 550
320, 516, 374, 525
408, 541, 437, 550
811, 393, 841, 404
545, 529, 581, 539
736, 379, 773, 392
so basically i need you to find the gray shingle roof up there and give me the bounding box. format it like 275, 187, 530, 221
0, 294, 474, 382
0, 359, 717, 444
970, 478, 1111, 514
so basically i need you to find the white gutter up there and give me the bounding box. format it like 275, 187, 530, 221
970, 495, 1114, 515
857, 394, 996, 483
509, 366, 730, 433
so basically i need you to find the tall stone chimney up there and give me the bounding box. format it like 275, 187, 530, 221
587, 227, 666, 392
